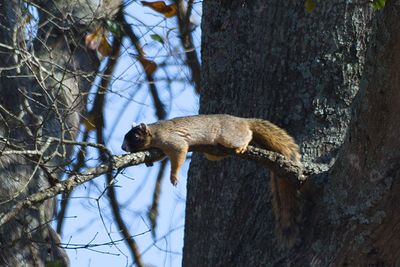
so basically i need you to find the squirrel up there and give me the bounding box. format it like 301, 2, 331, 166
121, 114, 302, 247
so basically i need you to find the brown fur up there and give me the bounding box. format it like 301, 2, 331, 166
122, 114, 302, 246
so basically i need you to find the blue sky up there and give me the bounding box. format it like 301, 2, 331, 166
58, 1, 202, 266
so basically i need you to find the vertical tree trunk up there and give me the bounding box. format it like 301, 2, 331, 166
183, 0, 400, 266
0, 1, 120, 265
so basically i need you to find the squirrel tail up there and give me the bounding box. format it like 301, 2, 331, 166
248, 119, 302, 248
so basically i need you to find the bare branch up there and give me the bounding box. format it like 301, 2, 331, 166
148, 159, 167, 238
119, 15, 166, 119
0, 144, 309, 228
56, 130, 90, 235
106, 171, 145, 267
192, 145, 307, 185
175, 0, 201, 93
90, 27, 146, 266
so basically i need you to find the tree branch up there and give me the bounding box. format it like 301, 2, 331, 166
0, 144, 310, 228
175, 0, 201, 93
119, 15, 166, 119
56, 129, 90, 235
88, 27, 146, 267
191, 145, 307, 186
148, 159, 167, 238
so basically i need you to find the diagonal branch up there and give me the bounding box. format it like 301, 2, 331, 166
119, 15, 166, 119
56, 129, 90, 235
90, 21, 145, 266
148, 159, 167, 238
0, 144, 309, 228
175, 0, 201, 93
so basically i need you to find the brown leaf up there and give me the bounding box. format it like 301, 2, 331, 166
85, 27, 113, 56
85, 27, 104, 50
85, 33, 100, 50
98, 35, 113, 56
141, 1, 178, 18
137, 56, 157, 75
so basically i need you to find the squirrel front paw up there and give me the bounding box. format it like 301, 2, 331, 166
235, 145, 247, 154
170, 175, 179, 186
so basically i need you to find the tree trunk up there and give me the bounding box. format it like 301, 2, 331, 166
183, 0, 400, 266
0, 1, 120, 266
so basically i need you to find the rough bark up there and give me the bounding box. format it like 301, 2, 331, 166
0, 0, 120, 266
184, 0, 400, 266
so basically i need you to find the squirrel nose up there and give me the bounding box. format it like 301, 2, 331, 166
121, 141, 128, 152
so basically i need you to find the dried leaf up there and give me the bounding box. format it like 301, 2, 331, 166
98, 35, 113, 56
85, 32, 101, 50
137, 56, 157, 75
304, 0, 316, 13
141, 1, 178, 18
85, 27, 112, 56
85, 27, 105, 50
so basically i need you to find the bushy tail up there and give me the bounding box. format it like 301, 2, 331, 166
248, 119, 302, 247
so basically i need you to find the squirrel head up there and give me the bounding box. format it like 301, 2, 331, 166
121, 123, 152, 152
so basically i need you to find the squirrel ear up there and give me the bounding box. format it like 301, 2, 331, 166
139, 123, 149, 133
131, 122, 138, 128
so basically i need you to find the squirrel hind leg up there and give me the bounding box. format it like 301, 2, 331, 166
218, 129, 252, 154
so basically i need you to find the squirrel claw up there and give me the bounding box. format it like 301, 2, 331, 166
235, 146, 247, 154
170, 176, 178, 186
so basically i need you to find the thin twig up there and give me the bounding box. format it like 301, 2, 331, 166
56, 130, 90, 235
91, 24, 146, 267
119, 15, 166, 119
